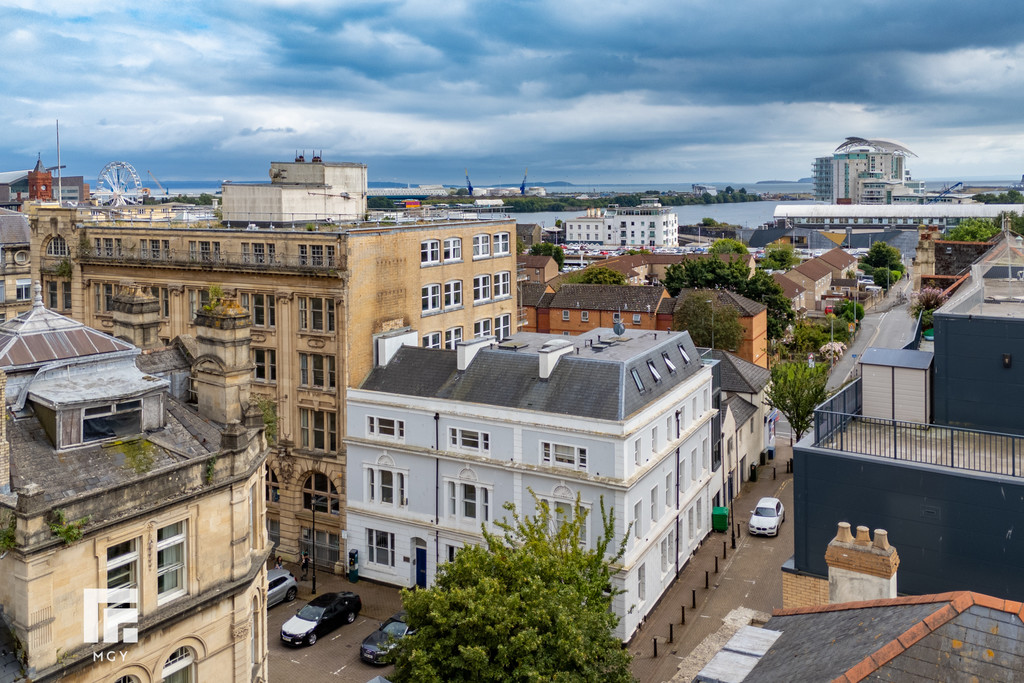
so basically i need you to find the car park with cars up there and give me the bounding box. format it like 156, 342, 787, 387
748, 497, 785, 537
280, 591, 362, 646
360, 611, 413, 665
267, 568, 298, 608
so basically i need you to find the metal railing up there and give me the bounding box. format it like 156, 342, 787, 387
299, 539, 340, 569
813, 408, 1024, 479
813, 378, 862, 444
76, 247, 344, 273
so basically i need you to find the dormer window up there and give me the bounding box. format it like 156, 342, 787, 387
82, 399, 143, 442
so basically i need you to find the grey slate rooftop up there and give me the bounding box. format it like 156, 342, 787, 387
546, 284, 666, 312
361, 328, 705, 421
710, 350, 771, 395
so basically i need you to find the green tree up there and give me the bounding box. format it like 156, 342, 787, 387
671, 291, 743, 351
765, 362, 830, 441
945, 217, 999, 242
709, 238, 748, 256
862, 242, 904, 274
759, 245, 798, 271
390, 493, 633, 683
529, 243, 566, 270
562, 267, 628, 285
837, 299, 864, 324
663, 258, 748, 296
789, 321, 830, 354
872, 269, 901, 291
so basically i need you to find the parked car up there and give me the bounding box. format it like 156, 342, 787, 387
280, 591, 362, 646
748, 497, 785, 537
267, 568, 297, 608
360, 611, 414, 664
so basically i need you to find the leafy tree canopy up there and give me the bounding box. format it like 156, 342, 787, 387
759, 245, 798, 271
945, 217, 1000, 242
709, 238, 748, 256
837, 299, 864, 324
765, 361, 830, 441
972, 189, 1024, 204
562, 267, 628, 286
390, 493, 634, 683
671, 290, 743, 351
530, 243, 566, 270
736, 270, 795, 341
663, 258, 748, 296
861, 242, 904, 274
872, 269, 901, 291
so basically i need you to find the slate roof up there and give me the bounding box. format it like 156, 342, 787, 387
723, 394, 756, 427
674, 289, 765, 318
859, 347, 933, 370
711, 349, 771, 394
772, 273, 805, 299
519, 282, 553, 307
746, 228, 792, 249
547, 285, 666, 313
360, 328, 704, 422
819, 247, 857, 271
0, 208, 29, 244
791, 258, 832, 281
747, 592, 1024, 683
517, 254, 554, 269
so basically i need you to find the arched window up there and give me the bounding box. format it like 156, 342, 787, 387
266, 468, 280, 503
162, 646, 195, 683
46, 235, 69, 257
113, 676, 139, 683
302, 473, 339, 514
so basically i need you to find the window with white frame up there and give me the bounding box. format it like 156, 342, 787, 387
633, 500, 642, 539
665, 472, 673, 509
474, 318, 491, 338
494, 313, 511, 341
666, 415, 674, 442
253, 348, 276, 383
46, 235, 69, 256
157, 521, 187, 602
472, 234, 491, 258
562, 310, 570, 321
447, 481, 491, 521
367, 529, 396, 567
443, 237, 462, 261
473, 274, 491, 302
421, 239, 440, 264
299, 353, 336, 390
298, 296, 335, 333
633, 438, 641, 466
422, 284, 441, 313
688, 505, 695, 540
660, 535, 669, 573
162, 646, 196, 683
302, 472, 340, 513
691, 447, 698, 482
541, 441, 588, 470
613, 312, 621, 323
423, 332, 442, 349
368, 467, 407, 507
633, 313, 641, 324
651, 426, 658, 453
16, 279, 31, 301
449, 427, 490, 453
106, 538, 139, 596
637, 563, 646, 602
445, 327, 463, 349
662, 351, 676, 373
647, 359, 662, 382
703, 437, 710, 471
444, 280, 462, 308
696, 498, 703, 533
493, 271, 511, 298
368, 416, 405, 440
581, 311, 589, 322
678, 344, 691, 364
650, 486, 659, 523
494, 232, 510, 255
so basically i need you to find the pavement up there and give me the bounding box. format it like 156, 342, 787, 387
628, 443, 795, 683
266, 446, 795, 683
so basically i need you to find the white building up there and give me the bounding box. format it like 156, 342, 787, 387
344, 328, 720, 640
812, 138, 923, 204
564, 197, 679, 248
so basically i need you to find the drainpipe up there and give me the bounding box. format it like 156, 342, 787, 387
434, 412, 441, 575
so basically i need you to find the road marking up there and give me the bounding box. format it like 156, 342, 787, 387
332, 666, 346, 675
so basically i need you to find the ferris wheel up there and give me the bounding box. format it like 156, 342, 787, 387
95, 161, 144, 206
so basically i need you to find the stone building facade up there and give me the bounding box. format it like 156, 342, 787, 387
23, 203, 516, 574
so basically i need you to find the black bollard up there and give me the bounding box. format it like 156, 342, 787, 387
682, 605, 686, 624
692, 589, 696, 608
731, 525, 736, 550
723, 540, 727, 559
653, 638, 658, 657
669, 623, 674, 643
773, 466, 777, 480
715, 556, 719, 573
705, 570, 709, 589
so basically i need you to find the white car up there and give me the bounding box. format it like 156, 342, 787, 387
748, 497, 785, 537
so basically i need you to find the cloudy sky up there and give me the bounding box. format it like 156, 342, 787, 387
4, 1, 1024, 186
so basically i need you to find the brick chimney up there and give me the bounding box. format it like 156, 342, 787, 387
0, 369, 9, 495
193, 296, 253, 424
112, 284, 162, 350
825, 522, 900, 603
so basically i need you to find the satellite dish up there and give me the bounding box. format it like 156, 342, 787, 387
613, 322, 625, 336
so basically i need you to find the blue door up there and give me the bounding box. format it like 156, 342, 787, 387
415, 546, 427, 588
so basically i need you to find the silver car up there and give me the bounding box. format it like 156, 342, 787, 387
267, 568, 298, 608
748, 497, 785, 537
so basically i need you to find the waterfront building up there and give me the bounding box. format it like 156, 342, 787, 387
0, 288, 269, 682
344, 328, 721, 640
23, 189, 516, 576
563, 197, 679, 248
812, 138, 923, 204
772, 203, 1024, 231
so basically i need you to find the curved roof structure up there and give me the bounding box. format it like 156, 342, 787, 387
834, 137, 917, 157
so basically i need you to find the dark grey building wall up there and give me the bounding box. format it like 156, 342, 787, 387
933, 309, 1024, 435
793, 445, 1024, 601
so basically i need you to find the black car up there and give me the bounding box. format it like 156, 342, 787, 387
280, 591, 362, 646
360, 611, 413, 664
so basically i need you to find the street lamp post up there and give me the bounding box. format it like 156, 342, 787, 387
310, 494, 325, 595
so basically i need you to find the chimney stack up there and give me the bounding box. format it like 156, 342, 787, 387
825, 522, 900, 604
456, 336, 493, 371
112, 284, 162, 350
538, 339, 575, 379
193, 296, 253, 424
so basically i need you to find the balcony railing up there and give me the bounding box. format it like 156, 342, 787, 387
813, 382, 1024, 479
76, 247, 344, 274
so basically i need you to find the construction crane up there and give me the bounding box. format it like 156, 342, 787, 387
520, 168, 528, 195
465, 168, 473, 196
147, 170, 168, 196
927, 181, 963, 204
